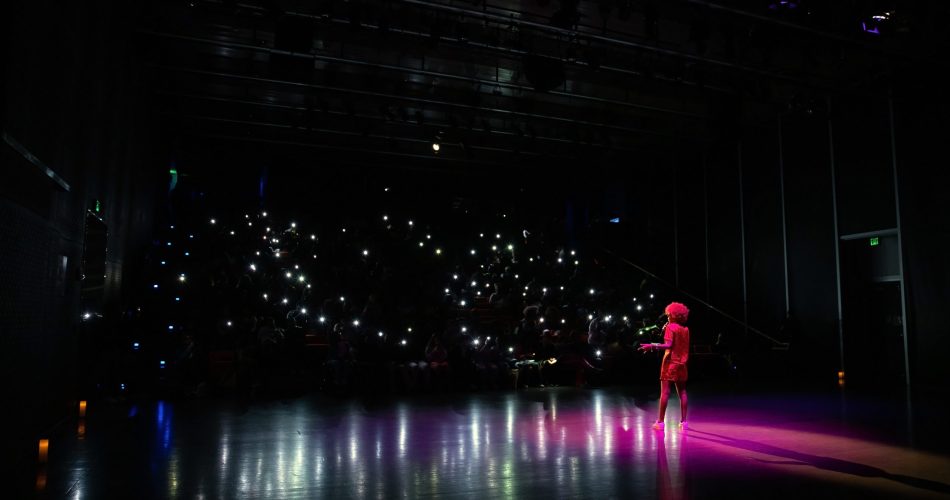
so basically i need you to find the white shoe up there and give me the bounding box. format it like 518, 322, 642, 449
652, 421, 664, 431
679, 421, 688, 431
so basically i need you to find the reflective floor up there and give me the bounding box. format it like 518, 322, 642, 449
26, 385, 950, 499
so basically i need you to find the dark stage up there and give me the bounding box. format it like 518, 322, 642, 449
28, 384, 950, 499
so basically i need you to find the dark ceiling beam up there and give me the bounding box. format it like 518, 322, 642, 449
156, 91, 645, 154
397, 0, 827, 88
141, 28, 706, 120
184, 132, 552, 170
151, 63, 682, 140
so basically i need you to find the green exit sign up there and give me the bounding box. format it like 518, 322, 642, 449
870, 237, 880, 247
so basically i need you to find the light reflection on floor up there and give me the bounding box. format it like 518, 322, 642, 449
32, 388, 950, 499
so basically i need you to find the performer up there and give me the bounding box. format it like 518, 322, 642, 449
639, 302, 690, 431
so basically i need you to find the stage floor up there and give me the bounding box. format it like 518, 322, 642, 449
27, 384, 950, 499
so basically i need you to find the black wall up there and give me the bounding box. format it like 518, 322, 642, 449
1, 0, 161, 463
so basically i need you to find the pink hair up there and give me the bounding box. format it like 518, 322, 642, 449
665, 302, 689, 324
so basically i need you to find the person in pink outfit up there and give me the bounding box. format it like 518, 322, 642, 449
639, 302, 690, 431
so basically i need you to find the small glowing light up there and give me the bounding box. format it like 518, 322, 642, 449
596, 350, 602, 357
133, 342, 140, 350
542, 287, 547, 293
571, 250, 576, 256
179, 274, 186, 282
266, 227, 271, 232
247, 222, 252, 227
245, 214, 249, 219
470, 249, 476, 255
282, 298, 289, 304
340, 296, 345, 302
461, 326, 468, 333
262, 211, 268, 217
378, 331, 384, 337
175, 297, 180, 302
479, 233, 484, 238
152, 284, 159, 289
353, 319, 360, 327
525, 286, 529, 291
408, 327, 413, 333
476, 291, 481, 296
166, 242, 172, 247
453, 274, 459, 280
226, 321, 232, 327
650, 294, 655, 299
637, 305, 643, 311
290, 222, 296, 228
168, 325, 174, 331
300, 308, 307, 314
249, 264, 256, 271
286, 272, 293, 278
263, 293, 268, 299
310, 234, 316, 240
492, 245, 498, 251
419, 242, 425, 247
530, 257, 535, 262
473, 339, 480, 346
160, 261, 166, 266
189, 234, 195, 239
82, 312, 92, 320
460, 300, 467, 307
210, 218, 216, 224
408, 220, 414, 226
383, 215, 389, 221
342, 228, 347, 233
495, 234, 501, 239
432, 143, 440, 152
561, 319, 566, 324
588, 314, 594, 320
160, 360, 167, 368
471, 281, 478, 287
363, 249, 369, 256
574, 260, 579, 265
557, 258, 563, 263
606, 315, 613, 322
307, 284, 311, 289
229, 231, 235, 236
633, 297, 638, 302
401, 339, 407, 345
515, 274, 519, 279
523, 292, 527, 296
426, 234, 432, 240
508, 347, 514, 353
435, 248, 442, 255
589, 288, 595, 295
445, 288, 450, 293
298, 275, 306, 283
540, 317, 545, 323
384, 187, 390, 192
623, 316, 629, 321
507, 244, 514, 251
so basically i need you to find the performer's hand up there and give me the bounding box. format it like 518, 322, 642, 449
638, 343, 652, 353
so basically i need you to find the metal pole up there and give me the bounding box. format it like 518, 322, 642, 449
778, 114, 791, 315
703, 150, 711, 302
888, 94, 912, 389
673, 155, 680, 288
738, 141, 749, 339
827, 101, 845, 378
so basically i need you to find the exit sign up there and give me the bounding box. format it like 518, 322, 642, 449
870, 237, 880, 246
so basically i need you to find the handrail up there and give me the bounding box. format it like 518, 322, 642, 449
601, 247, 789, 348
